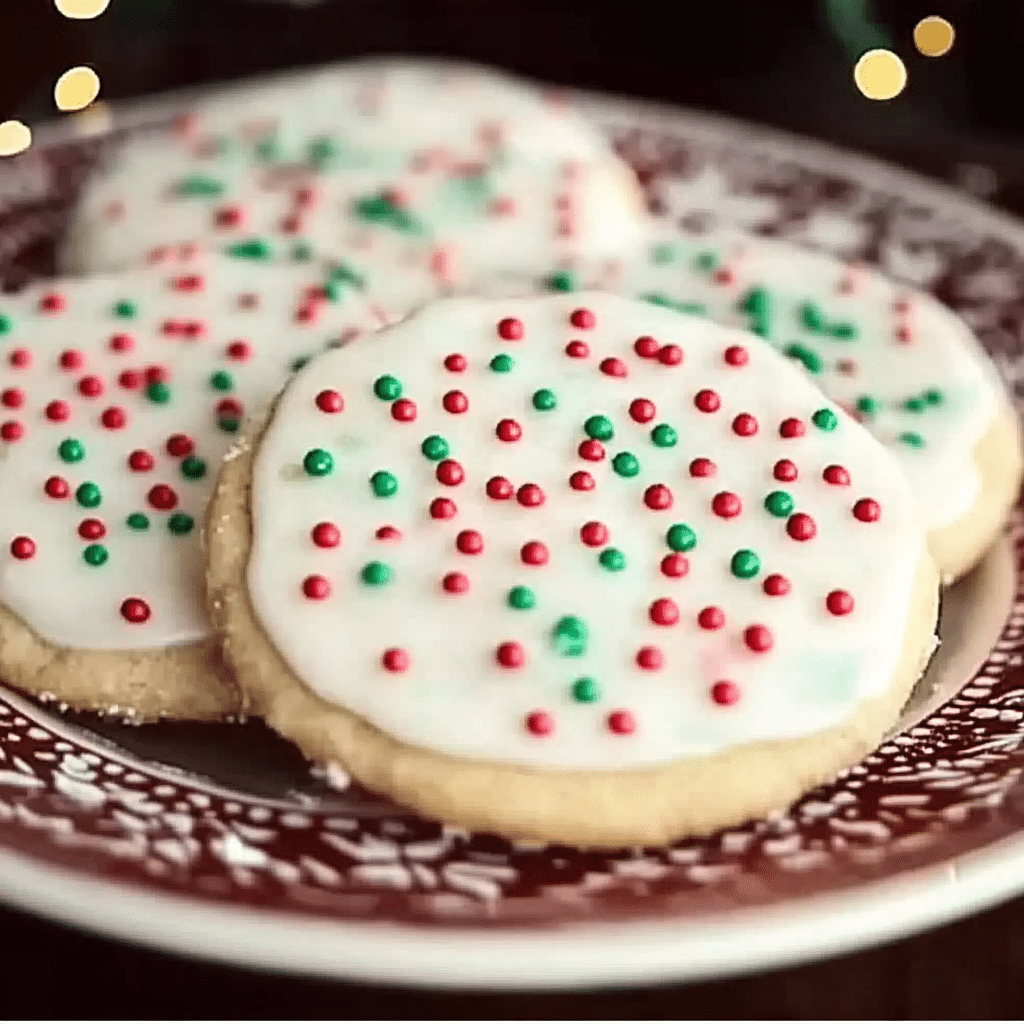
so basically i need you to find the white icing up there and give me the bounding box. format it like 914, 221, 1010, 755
511, 225, 1005, 532
247, 292, 927, 770
0, 255, 379, 650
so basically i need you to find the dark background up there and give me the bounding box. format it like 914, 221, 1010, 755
3, 0, 1024, 1018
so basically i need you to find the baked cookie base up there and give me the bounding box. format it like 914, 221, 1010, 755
206, 423, 942, 848
0, 602, 239, 722
931, 404, 1023, 585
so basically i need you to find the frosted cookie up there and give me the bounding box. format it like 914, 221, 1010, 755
62, 59, 648, 284
538, 227, 1023, 582
206, 292, 939, 846
0, 255, 379, 720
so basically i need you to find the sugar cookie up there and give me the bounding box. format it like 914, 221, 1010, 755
207, 292, 939, 845
0, 255, 379, 720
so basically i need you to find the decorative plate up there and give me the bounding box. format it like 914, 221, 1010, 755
0, 80, 1023, 990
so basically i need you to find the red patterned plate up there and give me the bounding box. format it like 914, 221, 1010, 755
1, 82, 1024, 989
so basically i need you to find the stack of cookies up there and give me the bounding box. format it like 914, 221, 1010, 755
0, 59, 1017, 845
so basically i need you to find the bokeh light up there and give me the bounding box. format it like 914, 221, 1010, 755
854, 49, 908, 100
55, 66, 101, 112
54, 0, 111, 18
0, 122, 33, 157
914, 16, 955, 57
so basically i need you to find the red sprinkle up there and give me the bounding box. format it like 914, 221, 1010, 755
497, 641, 527, 668
600, 357, 627, 378
316, 389, 344, 414
39, 292, 66, 314
661, 553, 690, 578
827, 589, 855, 615
311, 522, 341, 548
120, 598, 151, 624
8, 349, 30, 369
444, 353, 468, 372
578, 439, 605, 462
744, 624, 773, 653
636, 646, 663, 671
521, 541, 549, 566
442, 571, 470, 594
712, 491, 742, 518
644, 484, 673, 511
525, 710, 554, 736
580, 521, 608, 547
44, 476, 69, 499
565, 340, 589, 359
649, 598, 679, 626
779, 418, 805, 439
496, 418, 522, 442
456, 530, 484, 555
443, 390, 469, 414
78, 375, 104, 398
694, 389, 720, 413
497, 317, 524, 341
391, 398, 417, 422
517, 483, 544, 507
430, 497, 458, 520
1, 388, 23, 409
698, 606, 725, 630
823, 464, 850, 486
570, 471, 595, 491
165, 434, 193, 457
382, 648, 409, 673
227, 340, 251, 361
119, 369, 143, 390
774, 459, 798, 482
0, 421, 23, 442
60, 350, 84, 371
763, 573, 791, 597
658, 344, 683, 366
302, 574, 331, 600
607, 710, 636, 736
128, 450, 155, 473
732, 413, 758, 437
569, 307, 596, 330
853, 498, 881, 522
689, 457, 716, 478
486, 476, 514, 501
711, 681, 741, 706
10, 536, 35, 559
713, 267, 735, 285
109, 333, 134, 353
634, 335, 659, 358
147, 484, 178, 511
101, 406, 127, 430
787, 513, 817, 541
629, 398, 656, 423
724, 344, 749, 367
376, 526, 401, 542
45, 401, 70, 422
78, 518, 106, 540
436, 460, 465, 486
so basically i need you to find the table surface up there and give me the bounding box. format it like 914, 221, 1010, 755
3, 2, 1024, 1017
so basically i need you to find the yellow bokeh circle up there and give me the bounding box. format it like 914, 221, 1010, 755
914, 16, 955, 57
55, 67, 101, 113
0, 121, 32, 157
854, 49, 908, 101
54, 0, 111, 18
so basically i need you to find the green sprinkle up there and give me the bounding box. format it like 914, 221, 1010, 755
490, 353, 514, 373
552, 615, 588, 657
254, 136, 279, 162
177, 175, 224, 198
830, 322, 858, 340
373, 375, 402, 401
508, 585, 536, 610
764, 490, 794, 517
0, 314, 12, 334
113, 300, 136, 319
599, 547, 627, 571
740, 287, 772, 337
126, 513, 149, 530
900, 431, 925, 448
146, 381, 170, 404
361, 561, 392, 586
784, 343, 823, 374
612, 452, 640, 478
643, 292, 672, 308
925, 388, 944, 405
799, 301, 827, 334
421, 435, 449, 461
651, 242, 676, 265
666, 524, 696, 552
226, 239, 272, 260
812, 408, 839, 431
695, 251, 718, 272
731, 549, 761, 579
329, 262, 364, 288
218, 418, 240, 434
583, 415, 613, 441
58, 438, 84, 463
650, 423, 678, 448
546, 270, 577, 292
353, 193, 421, 233
291, 355, 310, 372
904, 396, 926, 413
168, 513, 194, 535
210, 370, 233, 391
291, 241, 313, 262
308, 137, 338, 168
532, 388, 557, 411
856, 395, 880, 417
76, 482, 101, 509
572, 677, 601, 703
303, 448, 334, 477
370, 470, 398, 497
83, 544, 108, 567
181, 456, 206, 480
